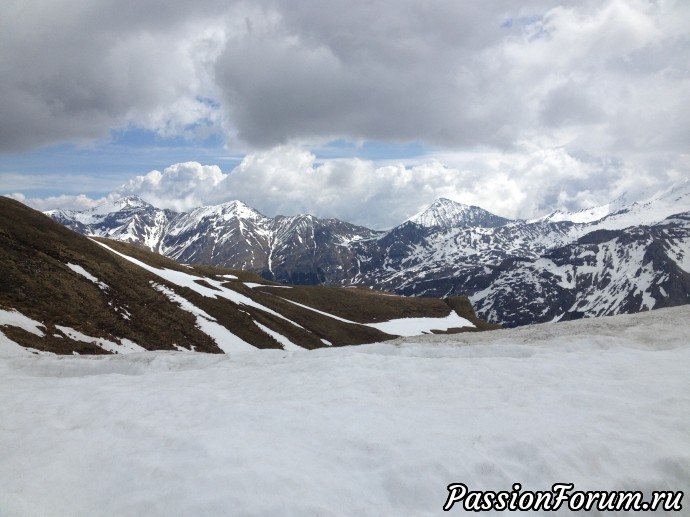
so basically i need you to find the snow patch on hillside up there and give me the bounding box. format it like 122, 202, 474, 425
254, 321, 304, 351
0, 332, 29, 355
244, 282, 291, 289
66, 263, 110, 290
0, 308, 46, 337
278, 297, 359, 324
55, 325, 146, 354
365, 312, 475, 336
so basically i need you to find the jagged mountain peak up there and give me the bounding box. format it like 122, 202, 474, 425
279, 213, 318, 224
408, 197, 511, 228
49, 196, 162, 227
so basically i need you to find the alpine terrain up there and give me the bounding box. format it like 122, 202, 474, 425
1, 198, 495, 355
46, 180, 690, 327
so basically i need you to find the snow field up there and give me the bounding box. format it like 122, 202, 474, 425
0, 306, 688, 516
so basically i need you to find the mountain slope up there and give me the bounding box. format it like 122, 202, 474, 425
468, 219, 690, 326
2, 197, 491, 354
160, 204, 380, 285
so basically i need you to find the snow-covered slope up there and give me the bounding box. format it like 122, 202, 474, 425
1, 306, 688, 516
466, 218, 690, 325
531, 182, 690, 228
535, 203, 615, 224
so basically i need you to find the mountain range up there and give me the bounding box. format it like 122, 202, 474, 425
46, 180, 690, 327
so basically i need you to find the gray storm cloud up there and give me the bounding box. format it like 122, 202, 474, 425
1, 0, 688, 156
0, 0, 228, 151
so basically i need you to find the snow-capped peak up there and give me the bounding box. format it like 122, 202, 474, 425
49, 196, 154, 225
408, 198, 510, 228
114, 195, 150, 208
188, 200, 267, 223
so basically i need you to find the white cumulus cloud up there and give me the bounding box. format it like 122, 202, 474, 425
98, 144, 682, 229
116, 162, 228, 212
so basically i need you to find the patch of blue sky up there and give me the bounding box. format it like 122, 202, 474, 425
0, 127, 239, 196
1, 127, 436, 197
501, 14, 549, 41
314, 140, 434, 163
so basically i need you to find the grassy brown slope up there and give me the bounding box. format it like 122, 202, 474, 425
246, 284, 501, 331
233, 286, 396, 347
249, 284, 451, 323
0, 198, 220, 354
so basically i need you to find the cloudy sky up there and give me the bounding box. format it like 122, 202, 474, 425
1, 0, 688, 229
